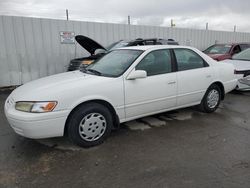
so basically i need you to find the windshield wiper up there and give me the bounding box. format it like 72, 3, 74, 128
86, 69, 103, 76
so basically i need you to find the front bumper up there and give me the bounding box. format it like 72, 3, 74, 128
4, 98, 70, 139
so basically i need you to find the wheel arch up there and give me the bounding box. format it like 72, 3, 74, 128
209, 81, 225, 100
64, 99, 120, 136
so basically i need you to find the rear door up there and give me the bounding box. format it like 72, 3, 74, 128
173, 48, 213, 107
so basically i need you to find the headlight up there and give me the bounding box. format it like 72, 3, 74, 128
15, 101, 57, 113
81, 60, 94, 65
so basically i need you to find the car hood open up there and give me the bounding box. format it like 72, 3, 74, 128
75, 35, 106, 55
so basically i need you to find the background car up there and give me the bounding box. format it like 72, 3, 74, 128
5, 46, 237, 147
203, 43, 250, 61
67, 35, 179, 71
223, 48, 250, 91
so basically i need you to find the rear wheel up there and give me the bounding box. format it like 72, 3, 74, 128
67, 103, 113, 147
199, 84, 221, 113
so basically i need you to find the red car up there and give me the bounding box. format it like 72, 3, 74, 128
204, 43, 250, 61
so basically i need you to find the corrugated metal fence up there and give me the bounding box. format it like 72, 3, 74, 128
1, 15, 250, 87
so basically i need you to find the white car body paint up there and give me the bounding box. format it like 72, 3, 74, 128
223, 59, 250, 90
5, 45, 237, 139
223, 59, 250, 71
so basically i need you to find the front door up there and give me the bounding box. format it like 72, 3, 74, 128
124, 49, 177, 120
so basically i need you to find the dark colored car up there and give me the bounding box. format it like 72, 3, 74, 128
203, 43, 250, 61
67, 35, 179, 71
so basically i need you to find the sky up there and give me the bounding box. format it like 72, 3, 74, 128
0, 0, 250, 32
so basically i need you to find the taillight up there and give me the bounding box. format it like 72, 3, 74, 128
234, 70, 248, 76
234, 70, 242, 74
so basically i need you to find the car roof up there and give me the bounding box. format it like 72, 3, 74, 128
214, 43, 250, 46
117, 45, 191, 51
129, 38, 176, 41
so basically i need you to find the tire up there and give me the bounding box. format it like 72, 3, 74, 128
199, 84, 221, 113
67, 102, 113, 147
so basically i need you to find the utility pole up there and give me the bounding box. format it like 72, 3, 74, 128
171, 19, 175, 27
128, 15, 131, 25
234, 25, 236, 32
206, 23, 208, 30
66, 9, 69, 21
128, 15, 131, 39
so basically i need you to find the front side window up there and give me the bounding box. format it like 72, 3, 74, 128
136, 49, 172, 76
174, 49, 206, 71
85, 49, 143, 77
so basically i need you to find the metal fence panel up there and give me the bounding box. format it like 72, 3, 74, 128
1, 15, 250, 87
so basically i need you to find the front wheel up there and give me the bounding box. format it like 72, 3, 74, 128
67, 103, 113, 147
199, 84, 221, 113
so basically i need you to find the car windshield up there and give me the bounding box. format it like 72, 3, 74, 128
232, 48, 250, 61
84, 49, 143, 77
105, 41, 129, 51
204, 45, 231, 54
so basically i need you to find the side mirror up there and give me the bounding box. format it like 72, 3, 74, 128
127, 70, 147, 80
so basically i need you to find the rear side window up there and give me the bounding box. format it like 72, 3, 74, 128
174, 49, 207, 71
136, 49, 172, 76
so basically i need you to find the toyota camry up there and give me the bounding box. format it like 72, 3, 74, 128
5, 45, 237, 147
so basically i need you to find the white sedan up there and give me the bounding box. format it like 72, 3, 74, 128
223, 48, 250, 91
5, 45, 237, 147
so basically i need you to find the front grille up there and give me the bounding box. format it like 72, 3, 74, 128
68, 65, 80, 71
70, 60, 81, 65
68, 60, 81, 71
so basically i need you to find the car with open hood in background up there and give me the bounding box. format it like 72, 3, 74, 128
203, 43, 250, 61
67, 35, 179, 71
223, 48, 250, 91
